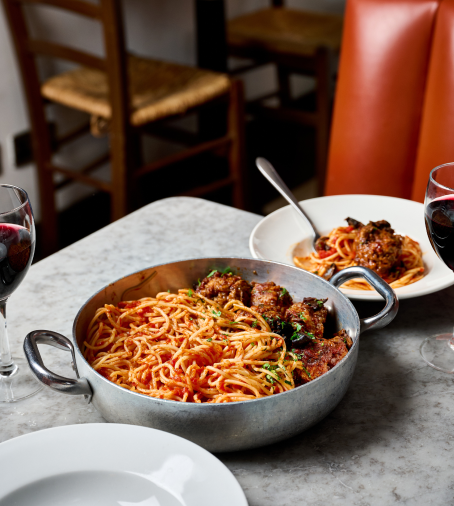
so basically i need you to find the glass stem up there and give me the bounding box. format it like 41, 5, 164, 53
0, 298, 15, 375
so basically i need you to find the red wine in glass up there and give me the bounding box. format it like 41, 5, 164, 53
0, 224, 35, 299
421, 164, 454, 372
0, 185, 41, 402
425, 195, 454, 272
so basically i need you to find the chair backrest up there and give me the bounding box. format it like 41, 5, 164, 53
324, 0, 440, 200
1, 0, 130, 151
412, 0, 454, 201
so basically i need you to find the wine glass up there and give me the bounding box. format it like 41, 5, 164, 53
420, 162, 454, 372
0, 184, 42, 402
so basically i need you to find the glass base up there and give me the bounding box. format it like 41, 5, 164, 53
420, 333, 454, 373
0, 356, 43, 403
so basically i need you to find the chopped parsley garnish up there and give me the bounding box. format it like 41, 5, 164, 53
221, 266, 232, 274
251, 320, 258, 328
294, 323, 302, 332
316, 300, 324, 306
302, 366, 311, 378
263, 363, 281, 383
206, 338, 212, 342
207, 270, 217, 278
299, 313, 307, 320
188, 289, 193, 297
285, 380, 292, 386
307, 332, 315, 339
314, 270, 319, 275
291, 350, 304, 361
197, 278, 201, 286
280, 287, 288, 298
211, 310, 222, 317
167, 289, 170, 293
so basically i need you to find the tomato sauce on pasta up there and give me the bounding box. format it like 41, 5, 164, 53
84, 290, 314, 403
293, 219, 424, 290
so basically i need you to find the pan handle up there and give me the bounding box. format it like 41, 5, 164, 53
330, 266, 398, 333
23, 330, 92, 403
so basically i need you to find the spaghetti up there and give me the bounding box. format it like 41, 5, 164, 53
84, 289, 313, 403
293, 221, 424, 290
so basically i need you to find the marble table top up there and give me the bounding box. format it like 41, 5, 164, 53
1, 196, 454, 505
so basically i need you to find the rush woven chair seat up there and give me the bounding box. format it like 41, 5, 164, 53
42, 55, 231, 131
3, 0, 245, 257
228, 8, 343, 58
227, 4, 343, 194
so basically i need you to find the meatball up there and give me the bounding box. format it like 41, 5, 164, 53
250, 282, 293, 316
292, 335, 350, 385
248, 282, 293, 337
285, 298, 328, 341
331, 329, 353, 349
354, 220, 403, 278
196, 271, 251, 306
228, 279, 252, 305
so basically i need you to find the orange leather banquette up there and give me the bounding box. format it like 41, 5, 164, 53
325, 0, 454, 202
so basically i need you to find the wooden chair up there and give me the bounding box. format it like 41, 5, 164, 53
2, 0, 245, 256
226, 0, 343, 194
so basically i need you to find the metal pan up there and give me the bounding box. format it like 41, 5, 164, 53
23, 258, 397, 452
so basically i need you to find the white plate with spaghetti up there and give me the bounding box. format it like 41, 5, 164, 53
0, 424, 247, 506
249, 194, 454, 301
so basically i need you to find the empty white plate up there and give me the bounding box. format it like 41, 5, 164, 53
249, 194, 454, 301
0, 424, 247, 506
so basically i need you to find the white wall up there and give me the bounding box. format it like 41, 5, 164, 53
0, 0, 345, 221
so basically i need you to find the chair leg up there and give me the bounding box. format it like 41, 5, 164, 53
30, 122, 58, 257
2, 0, 58, 256
128, 131, 144, 211
277, 65, 292, 107
109, 124, 137, 221
315, 47, 332, 196
227, 79, 246, 210
36, 163, 58, 257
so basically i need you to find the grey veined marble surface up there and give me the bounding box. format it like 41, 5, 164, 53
1, 197, 454, 505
